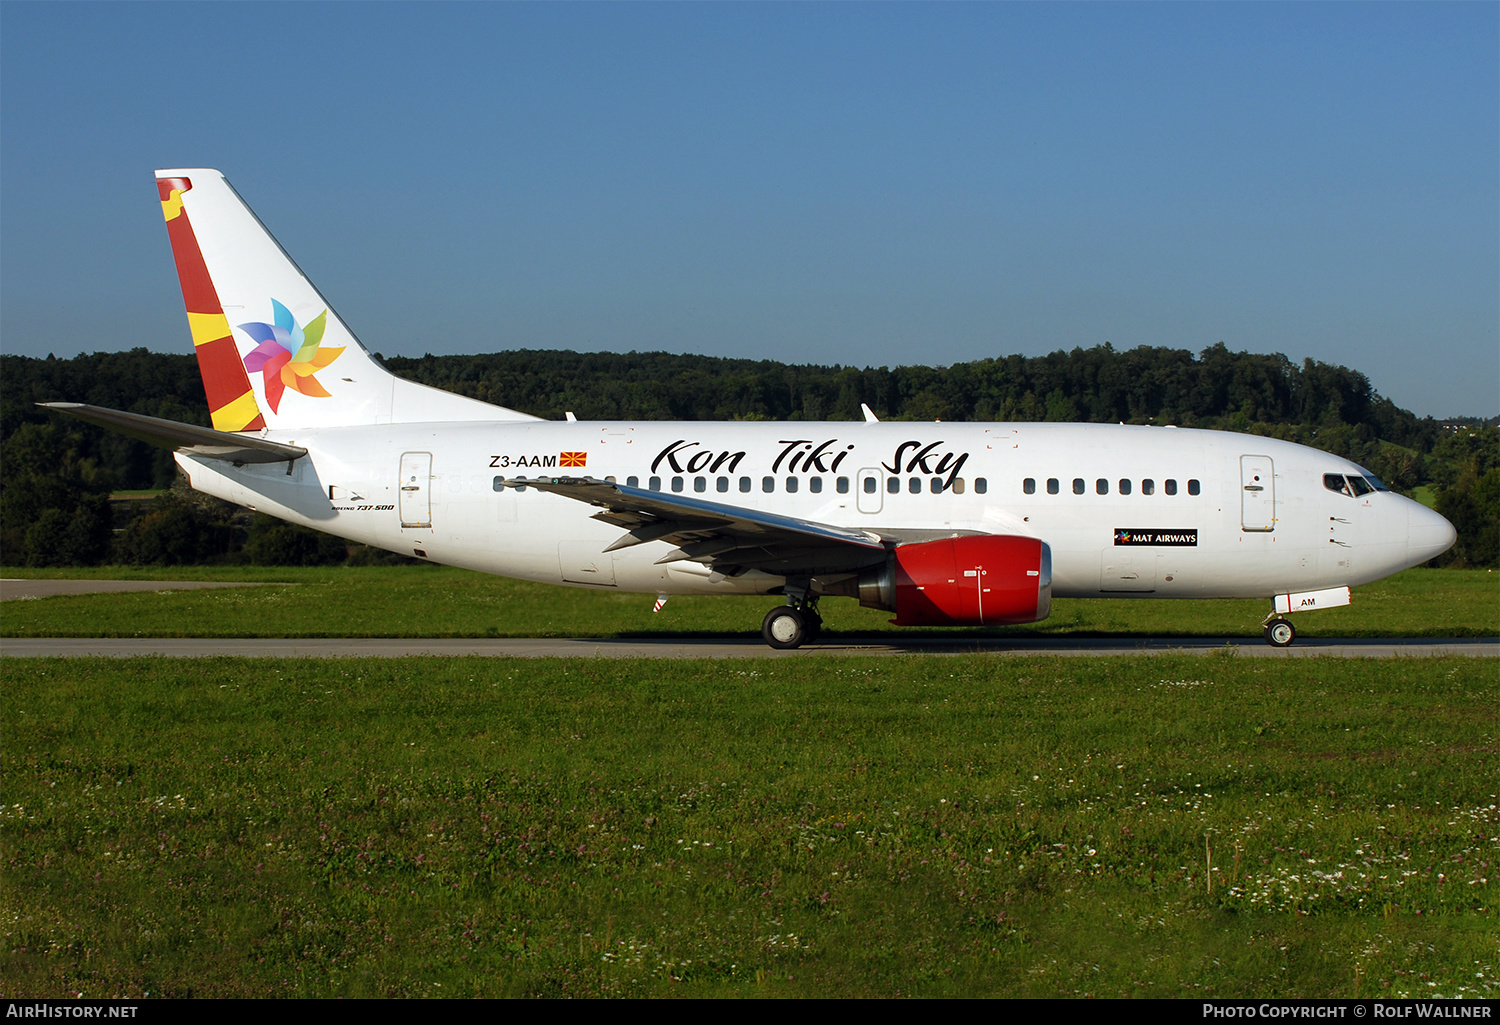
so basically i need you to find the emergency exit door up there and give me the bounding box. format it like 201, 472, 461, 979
856, 468, 883, 513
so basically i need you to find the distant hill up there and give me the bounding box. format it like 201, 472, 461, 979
2, 343, 1494, 566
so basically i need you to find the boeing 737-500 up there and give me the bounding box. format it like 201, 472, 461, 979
44, 170, 1458, 648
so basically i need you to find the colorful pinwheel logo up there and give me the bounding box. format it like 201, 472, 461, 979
238, 300, 344, 413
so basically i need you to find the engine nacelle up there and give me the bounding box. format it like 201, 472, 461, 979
855, 535, 1052, 626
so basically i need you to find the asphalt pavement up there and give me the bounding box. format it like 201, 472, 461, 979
3, 579, 1493, 658
2, 636, 1494, 658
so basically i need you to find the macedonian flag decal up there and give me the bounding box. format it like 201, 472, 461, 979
560, 451, 587, 468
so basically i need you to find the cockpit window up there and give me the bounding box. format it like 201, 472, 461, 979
1325, 471, 1385, 498
1354, 466, 1390, 491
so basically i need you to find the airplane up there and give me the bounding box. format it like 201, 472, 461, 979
43, 169, 1458, 649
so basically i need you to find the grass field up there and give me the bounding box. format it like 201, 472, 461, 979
2, 566, 1495, 640
2, 655, 1495, 998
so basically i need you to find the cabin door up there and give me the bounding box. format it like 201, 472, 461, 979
399, 451, 433, 528
1240, 455, 1275, 532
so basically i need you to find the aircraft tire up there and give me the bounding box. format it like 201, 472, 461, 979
1265, 619, 1296, 647
762, 606, 807, 649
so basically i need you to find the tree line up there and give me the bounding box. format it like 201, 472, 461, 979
2, 344, 1494, 567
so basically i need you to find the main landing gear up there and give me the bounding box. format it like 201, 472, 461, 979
762, 597, 822, 650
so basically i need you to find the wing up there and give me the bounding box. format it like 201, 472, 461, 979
507, 475, 895, 576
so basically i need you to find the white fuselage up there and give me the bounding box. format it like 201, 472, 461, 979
176, 420, 1452, 601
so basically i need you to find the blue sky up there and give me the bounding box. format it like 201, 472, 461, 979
2, 2, 1495, 417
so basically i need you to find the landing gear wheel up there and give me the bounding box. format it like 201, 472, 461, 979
1265, 619, 1296, 648
762, 606, 808, 649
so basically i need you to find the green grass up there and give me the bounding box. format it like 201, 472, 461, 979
2, 655, 1494, 997
2, 565, 345, 582
2, 566, 1495, 639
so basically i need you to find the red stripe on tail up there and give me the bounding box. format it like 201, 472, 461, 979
156, 176, 265, 432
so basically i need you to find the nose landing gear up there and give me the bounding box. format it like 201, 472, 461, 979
1260, 586, 1350, 647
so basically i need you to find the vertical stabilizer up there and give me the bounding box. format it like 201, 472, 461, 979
157, 176, 267, 432
154, 169, 538, 430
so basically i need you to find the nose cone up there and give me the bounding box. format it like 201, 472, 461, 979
1408, 501, 1458, 565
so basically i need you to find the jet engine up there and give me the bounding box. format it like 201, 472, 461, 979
851, 535, 1052, 626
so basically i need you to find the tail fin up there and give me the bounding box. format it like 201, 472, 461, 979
155, 169, 537, 430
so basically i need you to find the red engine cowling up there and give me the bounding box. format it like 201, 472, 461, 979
856, 535, 1052, 626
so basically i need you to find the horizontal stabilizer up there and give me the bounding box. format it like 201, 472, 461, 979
40, 403, 307, 464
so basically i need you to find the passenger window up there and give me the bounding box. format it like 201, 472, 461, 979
930, 478, 943, 494
672, 476, 684, 493
717, 476, 729, 493
493, 477, 505, 491
951, 478, 966, 494
809, 477, 822, 494
786, 477, 799, 493
693, 476, 706, 493
1047, 478, 1059, 495
606, 476, 617, 483
837, 477, 850, 494
762, 476, 775, 493
863, 476, 877, 494
514, 483, 527, 492
887, 477, 900, 494
1188, 479, 1200, 496
1024, 478, 1036, 494
1141, 479, 1154, 495
649, 476, 662, 492
1096, 479, 1109, 495
974, 478, 988, 495
1118, 478, 1131, 495
1165, 479, 1177, 495
740, 477, 751, 493
627, 476, 639, 488
1073, 478, 1085, 495
909, 477, 921, 494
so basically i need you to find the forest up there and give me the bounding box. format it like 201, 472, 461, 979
2, 343, 1495, 568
